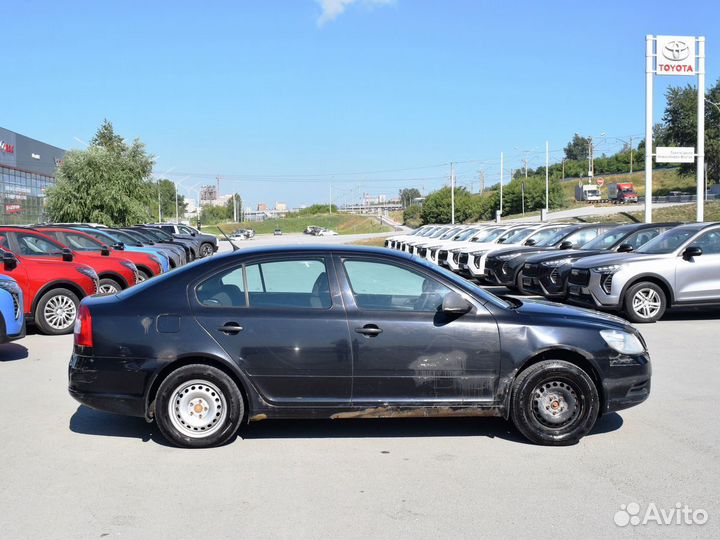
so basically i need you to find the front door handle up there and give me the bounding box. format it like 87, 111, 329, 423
355, 324, 383, 337
218, 323, 244, 335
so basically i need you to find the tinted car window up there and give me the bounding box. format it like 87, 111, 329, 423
343, 259, 451, 312
15, 233, 63, 257
692, 230, 720, 254
582, 229, 630, 250
61, 232, 102, 251
196, 267, 246, 307
160, 226, 175, 234
246, 259, 331, 309
622, 228, 663, 250
565, 228, 599, 247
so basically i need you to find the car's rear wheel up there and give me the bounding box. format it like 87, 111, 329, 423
623, 282, 666, 323
98, 278, 122, 295
200, 243, 214, 257
510, 360, 599, 446
155, 364, 244, 448
35, 288, 80, 335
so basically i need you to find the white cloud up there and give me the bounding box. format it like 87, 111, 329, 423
315, 0, 393, 27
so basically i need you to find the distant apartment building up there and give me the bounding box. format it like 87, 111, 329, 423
275, 202, 287, 211
257, 203, 268, 212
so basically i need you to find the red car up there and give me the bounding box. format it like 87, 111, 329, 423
0, 227, 137, 296
39, 227, 162, 285
0, 244, 98, 335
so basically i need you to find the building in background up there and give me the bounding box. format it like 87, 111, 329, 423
199, 185, 218, 203
1, 126, 65, 224
275, 202, 287, 212
257, 203, 268, 212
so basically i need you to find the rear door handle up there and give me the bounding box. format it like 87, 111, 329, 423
355, 325, 383, 337
218, 323, 244, 335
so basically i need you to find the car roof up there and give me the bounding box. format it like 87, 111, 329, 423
215, 244, 415, 261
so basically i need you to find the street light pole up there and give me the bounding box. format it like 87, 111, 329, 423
450, 162, 455, 224
545, 140, 550, 213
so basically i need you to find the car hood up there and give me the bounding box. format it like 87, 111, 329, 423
570, 251, 667, 269
511, 296, 632, 330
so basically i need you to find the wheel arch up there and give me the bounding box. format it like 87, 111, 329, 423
512, 347, 605, 416
97, 271, 129, 289
31, 280, 87, 321
144, 354, 253, 422
620, 273, 674, 306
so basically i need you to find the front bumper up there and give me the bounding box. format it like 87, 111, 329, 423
566, 268, 623, 310
604, 353, 652, 413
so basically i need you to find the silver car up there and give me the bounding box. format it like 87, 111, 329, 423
566, 222, 720, 322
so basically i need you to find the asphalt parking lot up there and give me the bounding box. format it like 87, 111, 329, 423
1, 234, 718, 539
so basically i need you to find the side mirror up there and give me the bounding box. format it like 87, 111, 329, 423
617, 243, 634, 253
100, 245, 110, 256
559, 240, 574, 250
683, 246, 703, 259
61, 248, 74, 262
441, 292, 472, 315
524, 238, 537, 246
112, 242, 125, 251
3, 251, 17, 269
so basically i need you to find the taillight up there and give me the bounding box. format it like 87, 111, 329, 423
74, 303, 93, 348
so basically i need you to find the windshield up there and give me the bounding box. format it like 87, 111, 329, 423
535, 227, 575, 247
140, 228, 171, 241
470, 228, 501, 242
586, 190, 600, 197
123, 230, 154, 244
636, 227, 696, 254
109, 230, 145, 246
501, 228, 533, 244
455, 227, 480, 241
581, 228, 631, 250
437, 227, 463, 240
428, 228, 450, 238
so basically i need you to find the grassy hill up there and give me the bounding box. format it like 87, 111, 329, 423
585, 201, 720, 224
563, 168, 696, 201
203, 213, 392, 237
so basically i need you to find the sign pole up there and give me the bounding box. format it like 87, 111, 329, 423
499, 152, 504, 217
450, 162, 455, 224
697, 37, 706, 222
645, 35, 654, 223
545, 140, 549, 214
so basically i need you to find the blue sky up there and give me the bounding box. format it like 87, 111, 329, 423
4, 0, 719, 208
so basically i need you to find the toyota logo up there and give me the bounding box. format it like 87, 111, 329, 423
662, 40, 690, 61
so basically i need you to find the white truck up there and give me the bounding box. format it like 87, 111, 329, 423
575, 183, 602, 202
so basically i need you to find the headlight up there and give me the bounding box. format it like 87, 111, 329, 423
471, 250, 487, 256
600, 329, 645, 355
496, 253, 521, 261
543, 257, 574, 268
591, 264, 623, 274
0, 280, 21, 295
76, 266, 98, 280
120, 260, 137, 272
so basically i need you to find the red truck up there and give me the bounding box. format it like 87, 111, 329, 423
0, 243, 98, 335
39, 227, 163, 285
608, 182, 639, 204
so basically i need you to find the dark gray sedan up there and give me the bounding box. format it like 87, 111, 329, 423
69, 246, 651, 448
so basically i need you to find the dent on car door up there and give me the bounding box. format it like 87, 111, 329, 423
675, 230, 720, 302
335, 256, 501, 406
191, 256, 352, 406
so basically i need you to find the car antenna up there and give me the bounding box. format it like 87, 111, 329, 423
217, 225, 239, 252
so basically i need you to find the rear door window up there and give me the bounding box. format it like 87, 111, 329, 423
246, 259, 331, 309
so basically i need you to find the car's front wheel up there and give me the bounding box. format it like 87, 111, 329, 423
155, 364, 245, 448
200, 243, 214, 257
510, 360, 600, 446
623, 282, 666, 323
35, 288, 80, 335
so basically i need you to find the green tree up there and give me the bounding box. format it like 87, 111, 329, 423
46, 121, 155, 226
200, 204, 231, 224
403, 204, 422, 227
399, 188, 422, 208
564, 133, 591, 161
420, 187, 479, 224
155, 179, 187, 220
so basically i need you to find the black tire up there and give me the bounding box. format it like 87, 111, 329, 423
200, 243, 214, 258
510, 360, 600, 446
137, 268, 152, 283
155, 364, 244, 448
623, 281, 666, 323
34, 287, 80, 335
98, 278, 122, 295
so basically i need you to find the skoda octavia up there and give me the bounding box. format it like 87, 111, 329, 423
69, 246, 651, 448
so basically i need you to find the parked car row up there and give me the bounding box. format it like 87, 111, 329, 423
385, 221, 720, 323
0, 222, 218, 338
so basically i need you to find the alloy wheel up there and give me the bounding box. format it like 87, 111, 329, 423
43, 295, 77, 331
632, 288, 662, 319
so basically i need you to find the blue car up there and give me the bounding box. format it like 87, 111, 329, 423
0, 274, 25, 343
77, 228, 171, 273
